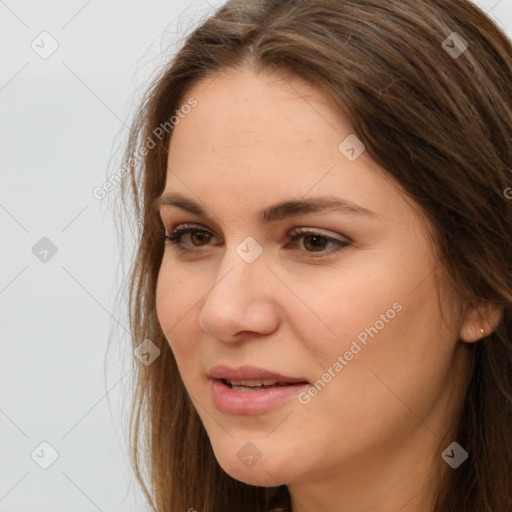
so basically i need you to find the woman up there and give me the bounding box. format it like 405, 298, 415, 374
120, 0, 512, 510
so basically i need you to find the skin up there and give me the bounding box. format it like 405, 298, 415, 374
155, 64, 497, 512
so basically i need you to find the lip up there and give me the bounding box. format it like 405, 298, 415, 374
208, 365, 310, 415
208, 364, 309, 384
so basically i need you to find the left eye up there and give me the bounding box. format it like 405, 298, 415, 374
163, 224, 350, 255
288, 228, 350, 253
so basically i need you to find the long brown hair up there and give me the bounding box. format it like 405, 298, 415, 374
118, 0, 512, 510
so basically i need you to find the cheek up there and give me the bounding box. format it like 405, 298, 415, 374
155, 257, 203, 328
327, 283, 455, 420
155, 262, 199, 360
291, 247, 451, 405
155, 266, 179, 335
286, 261, 407, 358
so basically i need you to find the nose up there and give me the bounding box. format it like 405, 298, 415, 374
198, 243, 280, 342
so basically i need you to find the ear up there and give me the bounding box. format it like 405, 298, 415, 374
459, 300, 504, 343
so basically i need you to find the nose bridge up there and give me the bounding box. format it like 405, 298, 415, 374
208, 237, 268, 307
213, 235, 268, 293
198, 237, 278, 339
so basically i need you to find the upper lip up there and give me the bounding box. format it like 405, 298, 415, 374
208, 364, 309, 384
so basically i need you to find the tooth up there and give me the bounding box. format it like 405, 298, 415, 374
228, 379, 295, 386
225, 378, 297, 389
238, 379, 264, 387
231, 385, 264, 391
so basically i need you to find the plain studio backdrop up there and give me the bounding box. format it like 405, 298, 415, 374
0, 1, 511, 511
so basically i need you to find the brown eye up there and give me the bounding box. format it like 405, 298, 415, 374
289, 228, 350, 255
302, 234, 328, 252
164, 224, 220, 251
189, 231, 211, 246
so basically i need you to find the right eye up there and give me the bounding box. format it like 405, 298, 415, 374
164, 223, 221, 252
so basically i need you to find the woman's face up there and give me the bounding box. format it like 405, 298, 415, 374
155, 66, 472, 494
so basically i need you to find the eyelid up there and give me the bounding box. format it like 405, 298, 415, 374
164, 222, 221, 239
289, 226, 350, 243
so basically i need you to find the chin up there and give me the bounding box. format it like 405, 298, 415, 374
222, 463, 288, 487
212, 444, 291, 487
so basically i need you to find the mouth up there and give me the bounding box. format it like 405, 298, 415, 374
208, 365, 310, 414
208, 364, 310, 387
219, 378, 307, 391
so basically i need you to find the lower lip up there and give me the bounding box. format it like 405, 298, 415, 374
210, 378, 310, 415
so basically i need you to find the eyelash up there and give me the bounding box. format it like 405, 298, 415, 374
163, 223, 350, 257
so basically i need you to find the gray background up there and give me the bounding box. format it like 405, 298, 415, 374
1, 0, 510, 510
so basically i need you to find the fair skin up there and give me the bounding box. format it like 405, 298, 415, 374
155, 64, 498, 512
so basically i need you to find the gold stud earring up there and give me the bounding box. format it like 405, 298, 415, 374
480, 328, 485, 335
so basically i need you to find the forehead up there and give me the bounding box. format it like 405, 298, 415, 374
170, 66, 350, 162
164, 66, 410, 224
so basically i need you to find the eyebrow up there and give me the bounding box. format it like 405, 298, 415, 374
153, 192, 380, 222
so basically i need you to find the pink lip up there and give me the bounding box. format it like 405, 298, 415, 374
208, 364, 309, 384
208, 364, 310, 415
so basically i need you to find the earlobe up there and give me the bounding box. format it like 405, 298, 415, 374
459, 301, 504, 343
